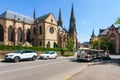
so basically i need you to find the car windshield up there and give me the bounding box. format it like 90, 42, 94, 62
43, 51, 50, 54
14, 50, 23, 53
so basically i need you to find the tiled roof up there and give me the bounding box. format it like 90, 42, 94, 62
0, 10, 34, 24
100, 29, 109, 35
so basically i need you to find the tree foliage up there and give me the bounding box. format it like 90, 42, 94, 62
66, 37, 74, 50
114, 18, 120, 29
92, 37, 98, 49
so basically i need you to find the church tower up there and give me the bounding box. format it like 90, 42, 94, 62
33, 8, 36, 19
69, 4, 77, 51
57, 8, 63, 27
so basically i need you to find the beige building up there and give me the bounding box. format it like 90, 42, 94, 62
98, 25, 120, 54
0, 5, 77, 49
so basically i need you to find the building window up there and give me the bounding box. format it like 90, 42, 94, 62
47, 41, 50, 48
33, 27, 36, 34
26, 29, 31, 42
8, 26, 14, 42
39, 26, 42, 35
0, 25, 4, 41
39, 41, 42, 46
18, 28, 22, 42
49, 27, 54, 34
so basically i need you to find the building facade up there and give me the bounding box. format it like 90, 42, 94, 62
98, 25, 120, 54
0, 5, 77, 49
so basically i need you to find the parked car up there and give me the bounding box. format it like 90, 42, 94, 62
4, 50, 37, 62
40, 51, 58, 60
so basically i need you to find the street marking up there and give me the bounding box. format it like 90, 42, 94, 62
0, 60, 68, 74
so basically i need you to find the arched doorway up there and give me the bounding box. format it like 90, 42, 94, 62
0, 25, 4, 41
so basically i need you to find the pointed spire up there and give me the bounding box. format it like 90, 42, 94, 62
69, 4, 76, 33
91, 29, 95, 38
33, 8, 36, 19
58, 8, 63, 27
70, 4, 75, 22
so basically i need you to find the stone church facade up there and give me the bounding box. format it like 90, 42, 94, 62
0, 5, 77, 49
98, 25, 120, 54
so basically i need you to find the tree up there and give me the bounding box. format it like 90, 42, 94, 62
66, 37, 74, 50
92, 37, 98, 49
114, 18, 120, 28
100, 37, 108, 51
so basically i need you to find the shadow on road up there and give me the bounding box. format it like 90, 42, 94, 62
69, 57, 120, 66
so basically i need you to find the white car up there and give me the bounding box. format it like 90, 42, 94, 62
40, 51, 58, 59
4, 50, 37, 62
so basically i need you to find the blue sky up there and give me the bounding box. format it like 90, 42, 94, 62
0, 0, 120, 43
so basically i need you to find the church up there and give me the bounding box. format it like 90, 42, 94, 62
0, 5, 77, 50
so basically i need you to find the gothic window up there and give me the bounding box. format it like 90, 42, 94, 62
39, 41, 42, 46
109, 34, 116, 42
18, 28, 22, 42
33, 27, 36, 34
8, 26, 14, 42
26, 29, 31, 42
39, 26, 42, 35
47, 41, 50, 48
0, 25, 4, 41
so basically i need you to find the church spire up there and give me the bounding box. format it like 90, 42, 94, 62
70, 4, 75, 22
33, 8, 36, 19
58, 8, 63, 27
91, 29, 95, 38
69, 4, 76, 33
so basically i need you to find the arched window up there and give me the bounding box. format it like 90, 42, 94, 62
18, 28, 22, 42
39, 41, 42, 46
39, 26, 42, 35
26, 29, 31, 42
33, 27, 36, 34
0, 25, 4, 41
8, 26, 14, 42
47, 41, 50, 48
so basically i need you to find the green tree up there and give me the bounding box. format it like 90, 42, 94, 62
100, 37, 108, 51
114, 18, 120, 28
92, 37, 98, 49
66, 37, 74, 50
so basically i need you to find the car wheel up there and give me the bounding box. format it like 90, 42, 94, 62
14, 57, 20, 62
54, 56, 57, 59
46, 56, 49, 60
32, 56, 36, 61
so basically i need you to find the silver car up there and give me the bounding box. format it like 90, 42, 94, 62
40, 51, 58, 60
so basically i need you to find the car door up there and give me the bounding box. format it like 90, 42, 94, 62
49, 52, 55, 58
21, 50, 29, 59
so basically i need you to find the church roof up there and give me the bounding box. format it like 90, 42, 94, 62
36, 13, 51, 22
58, 26, 68, 33
0, 10, 34, 24
99, 25, 120, 36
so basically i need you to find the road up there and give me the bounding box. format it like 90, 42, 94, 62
0, 56, 90, 80
70, 55, 120, 80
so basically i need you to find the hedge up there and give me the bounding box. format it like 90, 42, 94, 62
0, 45, 73, 52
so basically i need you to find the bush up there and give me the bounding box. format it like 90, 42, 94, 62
63, 53, 74, 57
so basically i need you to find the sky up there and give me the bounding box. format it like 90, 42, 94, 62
0, 0, 120, 43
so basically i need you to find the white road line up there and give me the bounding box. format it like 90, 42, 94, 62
0, 60, 68, 74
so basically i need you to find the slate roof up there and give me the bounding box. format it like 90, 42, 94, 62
36, 13, 51, 22
58, 26, 68, 33
0, 10, 34, 24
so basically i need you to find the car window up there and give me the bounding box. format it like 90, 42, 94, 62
50, 52, 55, 54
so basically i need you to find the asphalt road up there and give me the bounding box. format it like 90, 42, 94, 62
70, 55, 120, 80
0, 56, 90, 80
